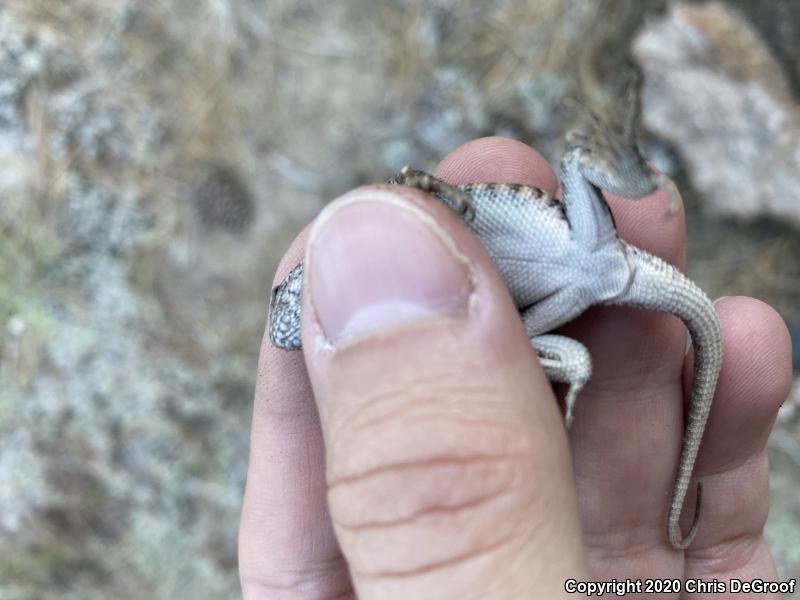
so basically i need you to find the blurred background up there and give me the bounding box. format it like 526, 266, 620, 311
1, 0, 798, 597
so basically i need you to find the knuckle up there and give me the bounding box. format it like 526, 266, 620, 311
325, 375, 540, 577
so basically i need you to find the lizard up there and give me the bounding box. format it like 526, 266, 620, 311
266, 86, 723, 551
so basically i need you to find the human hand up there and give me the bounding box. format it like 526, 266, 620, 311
238, 138, 791, 599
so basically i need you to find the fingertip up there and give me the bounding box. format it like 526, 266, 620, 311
271, 224, 312, 286
715, 296, 793, 408
605, 177, 687, 268
435, 136, 559, 193
691, 296, 792, 470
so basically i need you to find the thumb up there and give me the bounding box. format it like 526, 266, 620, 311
300, 185, 588, 598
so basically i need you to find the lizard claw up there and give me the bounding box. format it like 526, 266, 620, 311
657, 172, 681, 216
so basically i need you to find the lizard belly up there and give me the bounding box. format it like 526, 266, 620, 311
485, 234, 632, 333
466, 196, 574, 308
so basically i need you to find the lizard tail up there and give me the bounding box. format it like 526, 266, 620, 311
609, 242, 723, 550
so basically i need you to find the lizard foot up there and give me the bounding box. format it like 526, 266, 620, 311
531, 334, 592, 428
562, 72, 674, 203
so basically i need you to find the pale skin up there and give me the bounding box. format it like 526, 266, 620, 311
238, 137, 792, 599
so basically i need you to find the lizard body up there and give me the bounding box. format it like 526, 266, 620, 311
267, 99, 723, 551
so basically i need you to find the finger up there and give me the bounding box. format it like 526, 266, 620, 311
684, 298, 791, 581
239, 230, 354, 600
435, 136, 559, 193
300, 184, 588, 598
605, 180, 686, 269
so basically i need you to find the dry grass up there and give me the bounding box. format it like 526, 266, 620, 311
1, 1, 798, 597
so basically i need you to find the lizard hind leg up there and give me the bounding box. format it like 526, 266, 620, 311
531, 334, 592, 428
562, 74, 669, 203
390, 167, 476, 222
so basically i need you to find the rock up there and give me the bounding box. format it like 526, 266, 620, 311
632, 2, 800, 226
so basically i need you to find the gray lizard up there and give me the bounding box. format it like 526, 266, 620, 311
266, 94, 723, 551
